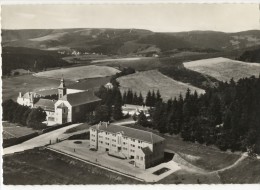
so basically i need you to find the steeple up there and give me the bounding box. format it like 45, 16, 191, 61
58, 75, 67, 99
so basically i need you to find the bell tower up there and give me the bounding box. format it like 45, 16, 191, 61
58, 76, 67, 99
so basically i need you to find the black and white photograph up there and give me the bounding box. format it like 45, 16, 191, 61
1, 2, 260, 186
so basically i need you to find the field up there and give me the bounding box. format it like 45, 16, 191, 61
3, 122, 38, 140
219, 157, 260, 184
117, 70, 205, 101
95, 57, 162, 71
183, 57, 260, 82
34, 65, 120, 81
3, 148, 142, 185
2, 75, 63, 101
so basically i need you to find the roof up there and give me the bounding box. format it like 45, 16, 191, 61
61, 90, 101, 106
58, 78, 66, 89
141, 147, 153, 155
57, 102, 67, 108
35, 89, 58, 97
34, 99, 57, 111
91, 123, 164, 144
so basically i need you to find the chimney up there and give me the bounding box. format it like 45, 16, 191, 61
106, 122, 107, 128
19, 92, 22, 98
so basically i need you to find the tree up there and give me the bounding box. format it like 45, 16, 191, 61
113, 90, 123, 120
145, 90, 152, 106
156, 90, 162, 103
95, 105, 110, 122
137, 93, 144, 105
27, 107, 46, 124
137, 111, 149, 127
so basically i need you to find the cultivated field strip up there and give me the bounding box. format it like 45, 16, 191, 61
117, 70, 205, 101
184, 57, 260, 82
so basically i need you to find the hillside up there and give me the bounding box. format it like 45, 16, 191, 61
3, 29, 260, 55
238, 47, 260, 63
117, 70, 205, 101
34, 65, 120, 81
183, 57, 260, 82
2, 47, 70, 76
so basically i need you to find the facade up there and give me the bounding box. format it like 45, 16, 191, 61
17, 77, 102, 125
90, 122, 165, 169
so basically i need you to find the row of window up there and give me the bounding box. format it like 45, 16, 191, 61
92, 130, 147, 145
136, 156, 144, 161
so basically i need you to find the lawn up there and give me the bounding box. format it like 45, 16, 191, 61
159, 169, 220, 184
34, 65, 120, 81
3, 148, 142, 185
165, 136, 241, 172
117, 70, 205, 101
3, 122, 38, 139
183, 57, 260, 82
64, 123, 90, 134
219, 157, 260, 184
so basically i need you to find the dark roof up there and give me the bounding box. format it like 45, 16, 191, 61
141, 147, 153, 155
34, 99, 57, 111
35, 89, 58, 96
61, 90, 101, 106
91, 123, 164, 144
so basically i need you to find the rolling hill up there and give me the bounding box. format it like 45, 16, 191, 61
3, 29, 260, 55
117, 70, 205, 101
183, 57, 260, 82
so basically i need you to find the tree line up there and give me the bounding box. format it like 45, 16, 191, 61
2, 99, 47, 130
139, 76, 260, 155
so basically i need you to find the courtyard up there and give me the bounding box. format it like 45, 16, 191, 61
48, 139, 181, 183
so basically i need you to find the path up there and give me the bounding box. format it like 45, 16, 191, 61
210, 154, 246, 174
113, 120, 135, 126
3, 123, 82, 155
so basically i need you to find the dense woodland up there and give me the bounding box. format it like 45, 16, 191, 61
146, 76, 260, 155
2, 47, 70, 76
2, 99, 47, 130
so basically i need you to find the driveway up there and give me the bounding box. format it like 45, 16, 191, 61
3, 123, 82, 155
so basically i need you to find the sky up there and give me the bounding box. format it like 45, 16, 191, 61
1, 4, 260, 32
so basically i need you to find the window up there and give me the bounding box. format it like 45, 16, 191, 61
106, 137, 109, 140
141, 157, 143, 161
131, 144, 135, 147
137, 156, 139, 159
112, 139, 116, 142
132, 139, 135, 142
112, 144, 116, 147
113, 134, 116, 137
92, 139, 95, 142
106, 142, 109, 145
123, 147, 127, 150
138, 146, 141, 149
138, 140, 142, 143
99, 136, 103, 138
123, 142, 126, 145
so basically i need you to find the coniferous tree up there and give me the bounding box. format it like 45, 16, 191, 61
145, 90, 152, 106
113, 89, 123, 120
137, 93, 144, 105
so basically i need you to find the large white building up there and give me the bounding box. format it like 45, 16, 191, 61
17, 77, 101, 125
90, 122, 165, 169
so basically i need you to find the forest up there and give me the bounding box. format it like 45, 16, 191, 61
95, 75, 260, 155
146, 76, 260, 155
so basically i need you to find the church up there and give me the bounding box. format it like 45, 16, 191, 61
17, 77, 101, 125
